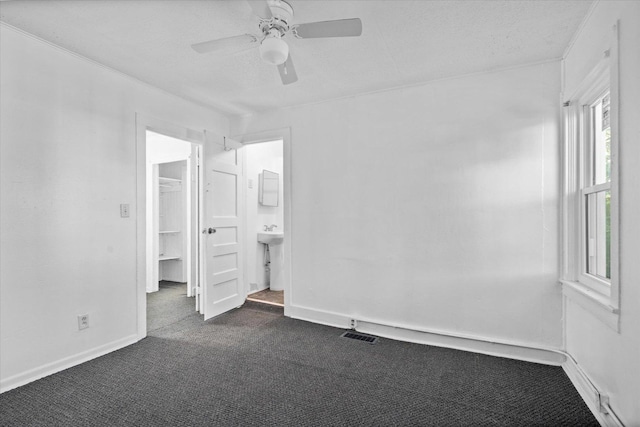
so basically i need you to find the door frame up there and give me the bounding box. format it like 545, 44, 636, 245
135, 114, 205, 340
233, 127, 293, 314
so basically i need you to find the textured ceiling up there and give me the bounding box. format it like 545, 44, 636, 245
0, 0, 593, 117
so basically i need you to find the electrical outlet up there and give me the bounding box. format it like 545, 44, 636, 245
78, 314, 89, 330
120, 204, 130, 218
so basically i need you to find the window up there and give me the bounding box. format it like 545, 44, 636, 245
561, 34, 620, 329
581, 91, 612, 293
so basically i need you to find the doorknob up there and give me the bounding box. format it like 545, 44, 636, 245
202, 228, 216, 234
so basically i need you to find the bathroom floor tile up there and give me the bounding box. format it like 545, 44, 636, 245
247, 288, 284, 306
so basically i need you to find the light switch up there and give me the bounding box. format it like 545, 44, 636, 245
248, 179, 254, 189
120, 204, 130, 218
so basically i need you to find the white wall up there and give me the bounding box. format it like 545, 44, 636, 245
562, 1, 640, 424
232, 61, 561, 351
146, 132, 192, 164
0, 25, 228, 391
244, 140, 284, 291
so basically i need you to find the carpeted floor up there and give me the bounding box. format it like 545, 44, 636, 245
0, 282, 598, 426
147, 281, 195, 332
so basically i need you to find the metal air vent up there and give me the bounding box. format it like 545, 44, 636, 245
340, 331, 379, 344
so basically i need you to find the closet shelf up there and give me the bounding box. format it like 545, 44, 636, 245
159, 176, 182, 190
156, 161, 187, 283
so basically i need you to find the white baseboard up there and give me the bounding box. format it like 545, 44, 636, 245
359, 321, 566, 365
0, 334, 139, 394
287, 304, 352, 329
287, 304, 565, 365
562, 358, 624, 427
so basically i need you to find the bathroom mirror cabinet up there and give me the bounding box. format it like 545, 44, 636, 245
259, 170, 279, 207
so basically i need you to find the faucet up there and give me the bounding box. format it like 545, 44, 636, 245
264, 224, 278, 231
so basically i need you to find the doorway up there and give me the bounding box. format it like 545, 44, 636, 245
136, 120, 292, 336
242, 139, 285, 307
145, 130, 200, 330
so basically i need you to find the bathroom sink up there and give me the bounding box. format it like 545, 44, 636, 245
257, 231, 284, 245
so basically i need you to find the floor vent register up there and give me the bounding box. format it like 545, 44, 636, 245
340, 331, 379, 344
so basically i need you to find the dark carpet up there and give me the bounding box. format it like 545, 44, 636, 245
0, 282, 597, 426
147, 281, 195, 332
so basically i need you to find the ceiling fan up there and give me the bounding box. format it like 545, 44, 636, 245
191, 0, 363, 85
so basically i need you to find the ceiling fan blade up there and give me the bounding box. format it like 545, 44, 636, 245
246, 0, 272, 19
191, 34, 258, 54
277, 54, 298, 85
294, 18, 362, 39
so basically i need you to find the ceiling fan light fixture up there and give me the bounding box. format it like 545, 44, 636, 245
192, 1, 363, 85
259, 35, 289, 65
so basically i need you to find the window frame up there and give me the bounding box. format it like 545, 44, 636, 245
560, 23, 620, 330
578, 88, 612, 295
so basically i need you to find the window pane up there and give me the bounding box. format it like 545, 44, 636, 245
591, 93, 611, 185
586, 190, 611, 279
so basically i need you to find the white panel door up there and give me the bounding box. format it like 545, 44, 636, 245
202, 132, 244, 320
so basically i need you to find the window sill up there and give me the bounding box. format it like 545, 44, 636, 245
560, 280, 620, 332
